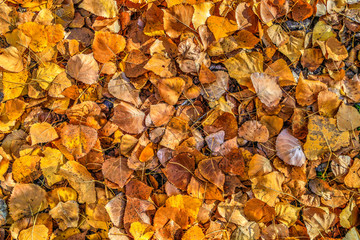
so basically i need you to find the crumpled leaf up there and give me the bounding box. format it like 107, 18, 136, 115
30, 122, 58, 145
9, 184, 48, 221
66, 54, 99, 85
92, 31, 126, 63
303, 115, 349, 160
79, 0, 118, 18
49, 201, 79, 231
58, 161, 96, 204
61, 124, 98, 159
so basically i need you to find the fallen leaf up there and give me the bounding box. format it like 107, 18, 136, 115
49, 201, 79, 231
112, 102, 145, 135
66, 54, 99, 85
144, 53, 176, 78
163, 4, 194, 38
130, 222, 154, 240
12, 155, 41, 183
244, 198, 275, 223
318, 90, 342, 118
9, 184, 48, 221
344, 158, 360, 188
2, 70, 28, 101
0, 47, 24, 72
238, 120, 269, 143
61, 124, 98, 159
340, 198, 358, 229
207, 16, 238, 41
102, 157, 133, 188
303, 207, 336, 240
276, 128, 306, 167
163, 153, 195, 190
325, 37, 348, 61
58, 161, 96, 204
18, 225, 49, 240
192, 2, 213, 30
79, 0, 118, 18
275, 202, 301, 226
30, 122, 58, 145
251, 72, 282, 107
303, 115, 350, 160
336, 103, 360, 131
198, 157, 225, 190
157, 77, 185, 105
182, 225, 204, 240
92, 31, 126, 63
40, 147, 64, 186
295, 75, 327, 106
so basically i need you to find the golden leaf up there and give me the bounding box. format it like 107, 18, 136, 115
58, 161, 96, 204
303, 115, 350, 160
0, 46, 24, 72
92, 31, 126, 63
18, 225, 49, 240
40, 147, 64, 186
207, 16, 238, 41
129, 222, 154, 240
79, 0, 118, 18
30, 122, 58, 145
12, 155, 41, 183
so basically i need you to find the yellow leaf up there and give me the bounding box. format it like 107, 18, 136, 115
18, 22, 48, 52
165, 195, 202, 221
303, 115, 350, 160
2, 70, 28, 101
12, 155, 41, 183
19, 225, 49, 240
130, 222, 154, 240
224, 51, 263, 88
144, 53, 176, 78
275, 202, 301, 226
58, 161, 96, 204
47, 187, 78, 209
79, 0, 118, 18
182, 225, 204, 240
0, 46, 24, 72
207, 16, 238, 41
192, 2, 213, 30
41, 147, 64, 186
5, 29, 31, 53
30, 122, 59, 145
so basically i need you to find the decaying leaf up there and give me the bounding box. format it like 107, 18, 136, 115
102, 157, 133, 188
9, 184, 48, 221
238, 120, 269, 143
251, 72, 282, 108
303, 115, 350, 160
336, 103, 360, 131
112, 102, 145, 135
49, 201, 79, 230
66, 54, 99, 85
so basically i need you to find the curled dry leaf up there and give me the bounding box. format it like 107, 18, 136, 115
9, 184, 48, 221
30, 122, 58, 145
336, 103, 360, 131
251, 72, 282, 108
49, 201, 79, 230
66, 53, 99, 85
276, 129, 306, 167
58, 161, 96, 204
102, 157, 133, 188
235, 2, 258, 32
61, 124, 98, 159
112, 102, 145, 135
238, 120, 269, 143
92, 31, 126, 63
162, 153, 195, 191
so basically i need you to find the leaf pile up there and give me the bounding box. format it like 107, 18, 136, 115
0, 0, 360, 239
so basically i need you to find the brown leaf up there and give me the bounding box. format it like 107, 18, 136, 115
61, 124, 98, 159
92, 31, 126, 63
162, 153, 195, 191
157, 77, 185, 105
295, 75, 327, 106
198, 157, 225, 190
163, 4, 194, 39
336, 103, 360, 131
244, 198, 275, 223
125, 179, 153, 200
108, 72, 142, 107
149, 103, 175, 127
9, 184, 48, 221
238, 120, 269, 143
112, 102, 146, 135
66, 54, 99, 85
251, 72, 282, 108
102, 157, 133, 188
49, 201, 79, 230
